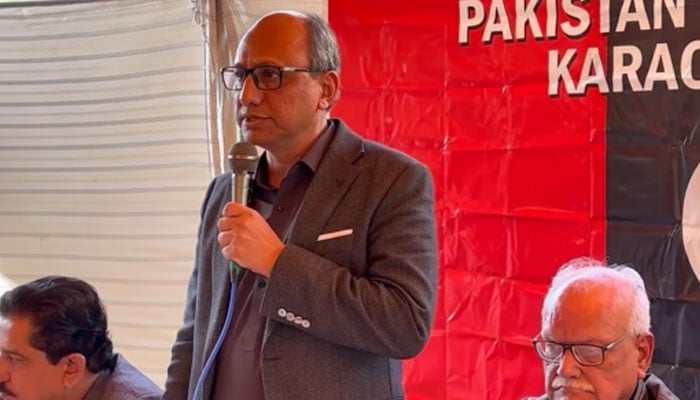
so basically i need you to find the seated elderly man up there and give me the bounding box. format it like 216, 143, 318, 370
524, 258, 679, 400
0, 275, 162, 399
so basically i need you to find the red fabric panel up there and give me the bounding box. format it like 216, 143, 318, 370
329, 1, 606, 398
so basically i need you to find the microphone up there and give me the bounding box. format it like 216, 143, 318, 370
226, 141, 259, 281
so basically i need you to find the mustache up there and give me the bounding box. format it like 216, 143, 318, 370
0, 382, 16, 397
552, 376, 595, 392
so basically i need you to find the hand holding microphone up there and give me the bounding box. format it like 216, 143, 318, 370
218, 142, 284, 279
223, 141, 257, 281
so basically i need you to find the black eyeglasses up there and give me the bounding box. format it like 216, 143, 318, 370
221, 65, 323, 91
532, 334, 630, 366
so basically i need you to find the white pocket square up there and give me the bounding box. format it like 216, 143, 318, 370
317, 229, 353, 242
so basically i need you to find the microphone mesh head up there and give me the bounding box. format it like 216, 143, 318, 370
228, 141, 259, 174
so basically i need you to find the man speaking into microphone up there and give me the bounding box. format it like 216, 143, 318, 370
163, 10, 437, 400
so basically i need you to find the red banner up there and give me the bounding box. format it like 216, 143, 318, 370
330, 1, 607, 398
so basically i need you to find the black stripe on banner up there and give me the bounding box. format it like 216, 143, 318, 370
606, 1, 700, 398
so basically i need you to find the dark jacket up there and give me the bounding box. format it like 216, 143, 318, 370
163, 119, 438, 400
85, 354, 162, 400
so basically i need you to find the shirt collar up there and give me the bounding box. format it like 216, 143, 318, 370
255, 120, 336, 186
296, 119, 336, 172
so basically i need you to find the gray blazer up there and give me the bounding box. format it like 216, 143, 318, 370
164, 120, 437, 400
84, 354, 163, 400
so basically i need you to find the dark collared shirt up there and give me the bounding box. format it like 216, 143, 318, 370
211, 121, 336, 400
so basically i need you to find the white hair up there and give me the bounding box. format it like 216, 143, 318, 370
541, 257, 651, 335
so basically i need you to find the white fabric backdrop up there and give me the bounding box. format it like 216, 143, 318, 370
0, 0, 325, 387
0, 0, 208, 386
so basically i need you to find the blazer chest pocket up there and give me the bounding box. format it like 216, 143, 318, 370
314, 228, 363, 274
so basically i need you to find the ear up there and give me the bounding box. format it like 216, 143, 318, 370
317, 70, 340, 110
62, 353, 87, 388
635, 332, 654, 379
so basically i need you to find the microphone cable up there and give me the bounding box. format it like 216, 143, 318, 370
192, 278, 237, 400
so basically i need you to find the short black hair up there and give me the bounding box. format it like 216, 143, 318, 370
0, 276, 116, 373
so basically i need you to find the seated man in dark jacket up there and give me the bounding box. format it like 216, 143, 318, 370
523, 258, 679, 400
0, 275, 162, 400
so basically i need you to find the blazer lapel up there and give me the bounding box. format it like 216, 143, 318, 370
262, 120, 364, 343
288, 121, 364, 248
